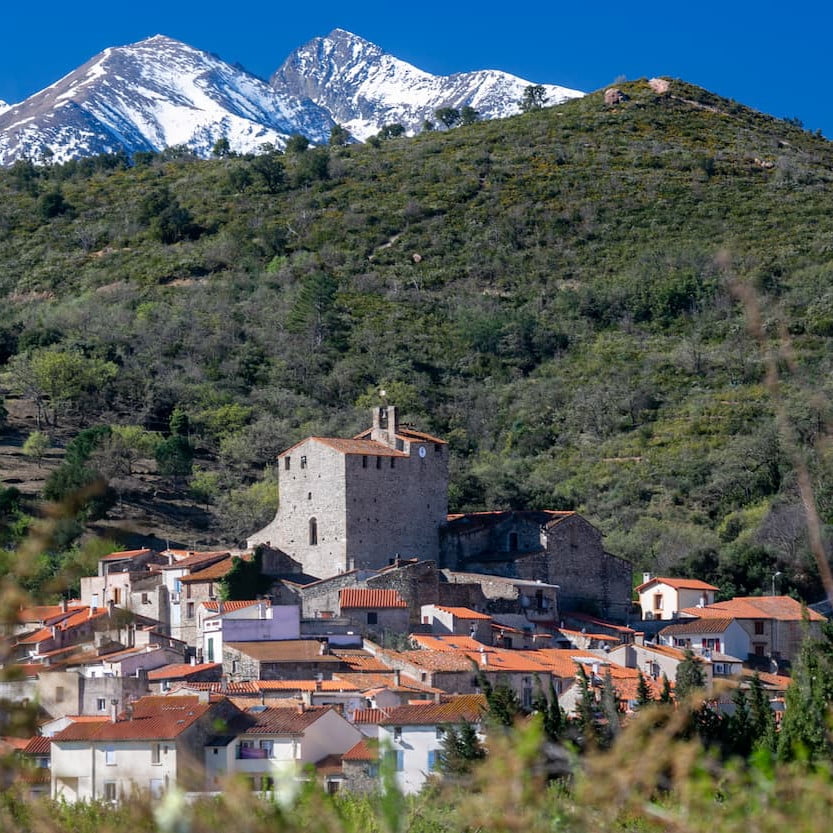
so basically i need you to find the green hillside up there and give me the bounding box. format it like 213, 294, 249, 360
2, 78, 833, 601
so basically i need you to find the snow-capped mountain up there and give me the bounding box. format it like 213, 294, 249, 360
271, 29, 584, 140
0, 31, 584, 165
0, 35, 335, 166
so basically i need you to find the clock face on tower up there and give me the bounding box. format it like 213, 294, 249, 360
418, 446, 426, 458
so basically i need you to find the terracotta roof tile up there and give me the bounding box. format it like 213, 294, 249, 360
100, 548, 154, 561
340, 589, 407, 609
147, 663, 221, 680
281, 437, 408, 458
635, 576, 719, 592
179, 557, 236, 582
659, 618, 736, 636
160, 551, 231, 570
681, 596, 825, 622
202, 599, 267, 613
352, 708, 389, 724
225, 640, 343, 663
343, 738, 378, 761
433, 606, 491, 620
22, 736, 51, 755
241, 706, 332, 734
381, 695, 486, 726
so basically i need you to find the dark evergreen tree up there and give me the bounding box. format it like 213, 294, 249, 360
574, 664, 599, 748
438, 721, 486, 775
636, 671, 654, 708
532, 674, 565, 741
519, 84, 548, 112
659, 673, 673, 704
675, 649, 706, 700
478, 670, 522, 728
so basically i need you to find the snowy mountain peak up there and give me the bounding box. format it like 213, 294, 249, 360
271, 30, 583, 140
0, 30, 584, 165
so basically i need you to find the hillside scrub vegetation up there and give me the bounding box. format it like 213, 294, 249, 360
1, 78, 833, 601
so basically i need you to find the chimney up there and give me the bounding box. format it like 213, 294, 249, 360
393, 669, 401, 687
60, 598, 68, 614
110, 698, 119, 723
91, 594, 99, 614
479, 647, 488, 667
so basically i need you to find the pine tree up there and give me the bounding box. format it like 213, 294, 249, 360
675, 649, 706, 701
574, 664, 599, 748
532, 674, 565, 741
747, 673, 776, 754
438, 722, 486, 775
726, 686, 754, 759
659, 673, 673, 704
636, 671, 654, 708
600, 669, 621, 746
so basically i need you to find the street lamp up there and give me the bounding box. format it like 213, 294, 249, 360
771, 571, 783, 596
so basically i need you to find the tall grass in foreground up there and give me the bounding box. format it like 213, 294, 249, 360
2, 712, 833, 833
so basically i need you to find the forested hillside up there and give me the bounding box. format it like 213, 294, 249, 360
2, 78, 833, 602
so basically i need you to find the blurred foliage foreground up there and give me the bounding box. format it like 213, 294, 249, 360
2, 710, 833, 833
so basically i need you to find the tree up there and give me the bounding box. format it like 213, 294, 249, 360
22, 431, 50, 464
659, 673, 672, 704
250, 153, 286, 193
328, 124, 351, 146
219, 548, 273, 600
747, 672, 777, 754
532, 674, 565, 741
636, 671, 654, 708
378, 123, 406, 140
155, 435, 193, 478
478, 670, 522, 728
675, 649, 706, 701
212, 137, 232, 157
519, 84, 548, 112
438, 722, 486, 775
778, 621, 833, 763
435, 107, 461, 129
600, 669, 621, 745
574, 664, 600, 748
284, 134, 310, 154
38, 190, 72, 220
461, 105, 480, 125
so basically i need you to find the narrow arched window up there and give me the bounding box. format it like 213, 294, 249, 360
508, 532, 519, 552
309, 518, 318, 546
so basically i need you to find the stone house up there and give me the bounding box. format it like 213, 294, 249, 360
222, 640, 349, 681
248, 406, 449, 578
341, 738, 379, 794
339, 588, 409, 637
420, 605, 492, 643
440, 511, 632, 621
635, 576, 719, 620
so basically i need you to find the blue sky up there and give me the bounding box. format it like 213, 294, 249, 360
2, 1, 830, 137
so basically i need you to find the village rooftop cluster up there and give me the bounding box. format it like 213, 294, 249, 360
0, 407, 825, 800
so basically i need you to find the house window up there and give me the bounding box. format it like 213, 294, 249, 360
105, 746, 115, 765
427, 750, 440, 771
754, 621, 765, 635
97, 698, 107, 711
309, 518, 318, 546
654, 594, 663, 610
104, 781, 117, 802
142, 593, 150, 604
186, 583, 192, 599
754, 644, 766, 656
187, 602, 195, 619
703, 638, 721, 652
55, 686, 65, 703
390, 457, 395, 469
376, 456, 382, 469
367, 611, 378, 625
300, 455, 307, 469
112, 587, 120, 605
284, 457, 291, 470
393, 727, 402, 743
207, 638, 215, 663
174, 579, 182, 594
208, 582, 214, 599
362, 455, 368, 468
260, 740, 274, 757
152, 743, 161, 765
385, 749, 404, 771
434, 444, 442, 454
308, 492, 312, 500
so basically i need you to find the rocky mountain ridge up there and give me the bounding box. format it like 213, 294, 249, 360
0, 30, 583, 165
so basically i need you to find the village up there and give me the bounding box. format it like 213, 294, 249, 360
0, 406, 826, 801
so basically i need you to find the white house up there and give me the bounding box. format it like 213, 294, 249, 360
419, 605, 492, 643
377, 695, 486, 794
50, 695, 239, 802
657, 617, 749, 669
200, 600, 300, 665
205, 705, 361, 791
634, 577, 718, 620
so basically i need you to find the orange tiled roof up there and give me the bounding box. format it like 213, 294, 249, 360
352, 708, 389, 724
256, 679, 361, 692
433, 606, 491, 620
54, 696, 214, 742
16, 606, 110, 644
179, 557, 236, 582
381, 694, 486, 726
241, 706, 332, 734
688, 596, 826, 622
280, 436, 408, 458
333, 672, 440, 693
659, 618, 736, 636
225, 640, 344, 662
340, 589, 407, 609
160, 551, 231, 570
22, 736, 51, 755
100, 548, 154, 561
202, 599, 267, 613
343, 738, 378, 761
635, 576, 719, 593
146, 663, 221, 680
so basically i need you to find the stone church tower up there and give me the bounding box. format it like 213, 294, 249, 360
248, 407, 448, 579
